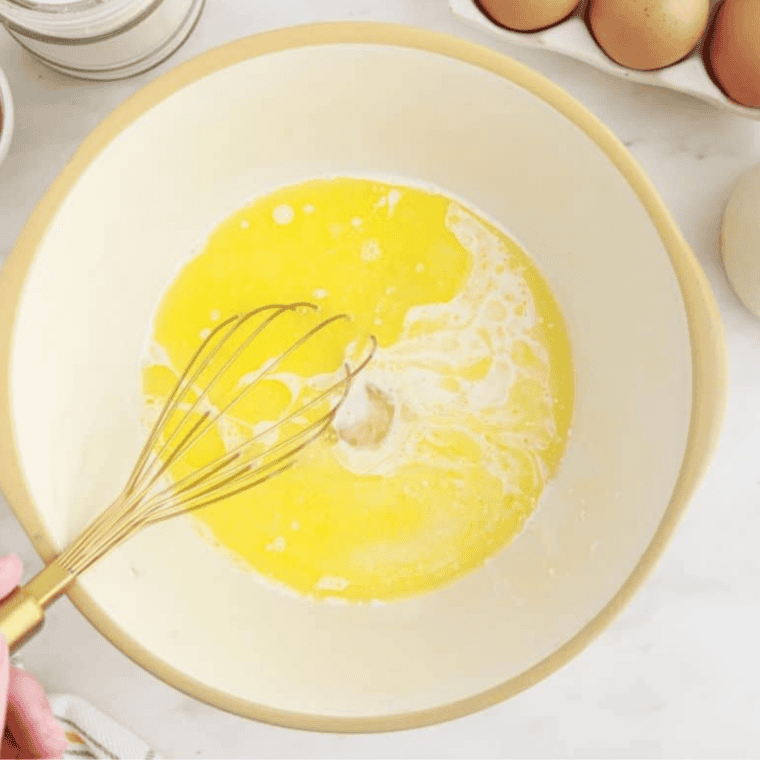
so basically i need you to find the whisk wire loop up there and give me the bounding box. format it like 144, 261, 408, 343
127, 303, 306, 496
55, 304, 375, 576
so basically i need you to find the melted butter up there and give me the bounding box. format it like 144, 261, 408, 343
142, 177, 573, 602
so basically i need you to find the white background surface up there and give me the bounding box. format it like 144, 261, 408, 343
1, 2, 759, 758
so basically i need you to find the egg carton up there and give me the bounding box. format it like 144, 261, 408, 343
450, 0, 759, 121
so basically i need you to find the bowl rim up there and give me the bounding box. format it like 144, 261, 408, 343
0, 22, 727, 732
0, 64, 14, 168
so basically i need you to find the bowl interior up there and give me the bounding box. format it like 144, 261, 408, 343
6, 33, 694, 722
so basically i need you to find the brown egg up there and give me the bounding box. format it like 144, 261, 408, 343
478, 0, 581, 32
588, 0, 709, 71
708, 0, 760, 107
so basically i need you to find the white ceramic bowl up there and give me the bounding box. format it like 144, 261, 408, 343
0, 64, 14, 168
0, 24, 725, 730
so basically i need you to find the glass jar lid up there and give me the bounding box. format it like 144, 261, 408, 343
0, 0, 162, 42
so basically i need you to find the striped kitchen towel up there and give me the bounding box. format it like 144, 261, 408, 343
48, 694, 161, 760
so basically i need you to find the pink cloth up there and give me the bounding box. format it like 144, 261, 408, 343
0, 555, 67, 759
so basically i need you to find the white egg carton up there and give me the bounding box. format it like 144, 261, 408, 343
450, 0, 760, 120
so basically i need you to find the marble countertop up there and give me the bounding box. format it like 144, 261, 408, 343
1, 2, 759, 757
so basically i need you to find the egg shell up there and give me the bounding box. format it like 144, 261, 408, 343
477, 0, 581, 32
722, 163, 760, 319
587, 0, 710, 71
708, 0, 760, 108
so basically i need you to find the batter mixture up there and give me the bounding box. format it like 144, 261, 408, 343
141, 177, 573, 602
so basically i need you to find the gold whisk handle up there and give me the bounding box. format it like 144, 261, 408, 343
0, 561, 74, 653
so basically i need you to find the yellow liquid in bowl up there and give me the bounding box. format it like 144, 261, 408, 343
142, 178, 573, 602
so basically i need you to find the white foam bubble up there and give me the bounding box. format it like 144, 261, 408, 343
142, 340, 173, 368
273, 204, 295, 225
387, 189, 402, 216
316, 576, 349, 591
361, 239, 382, 262
266, 536, 287, 552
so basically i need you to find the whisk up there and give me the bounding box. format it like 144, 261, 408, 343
0, 302, 374, 652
